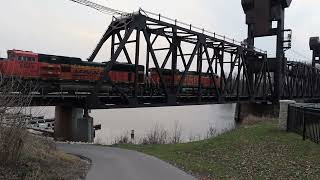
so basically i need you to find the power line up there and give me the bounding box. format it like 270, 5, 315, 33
68, 0, 128, 16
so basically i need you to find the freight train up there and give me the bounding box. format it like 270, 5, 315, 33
0, 50, 221, 95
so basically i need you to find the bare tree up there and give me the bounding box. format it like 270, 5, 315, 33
0, 76, 38, 164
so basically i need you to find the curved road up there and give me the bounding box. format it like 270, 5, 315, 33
57, 143, 196, 180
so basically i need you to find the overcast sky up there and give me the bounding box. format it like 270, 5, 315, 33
0, 0, 318, 63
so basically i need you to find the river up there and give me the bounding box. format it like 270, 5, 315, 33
93, 104, 236, 145
30, 104, 236, 145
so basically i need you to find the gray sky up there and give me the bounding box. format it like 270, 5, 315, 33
0, 0, 318, 63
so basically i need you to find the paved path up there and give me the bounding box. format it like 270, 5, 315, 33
57, 143, 196, 180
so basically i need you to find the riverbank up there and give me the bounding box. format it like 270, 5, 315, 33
116, 120, 320, 179
0, 135, 89, 180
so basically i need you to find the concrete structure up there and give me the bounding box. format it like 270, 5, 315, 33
54, 106, 93, 142
278, 100, 296, 130
235, 102, 280, 124
235, 100, 296, 131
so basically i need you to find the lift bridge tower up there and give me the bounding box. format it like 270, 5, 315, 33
235, 0, 292, 123
242, 0, 292, 102
310, 37, 320, 67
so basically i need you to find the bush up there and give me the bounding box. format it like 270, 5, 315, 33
113, 133, 130, 145
0, 125, 27, 165
169, 121, 182, 144
140, 124, 168, 145
1, 135, 89, 180
0, 77, 37, 165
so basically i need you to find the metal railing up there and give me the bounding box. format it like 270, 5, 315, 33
287, 104, 320, 144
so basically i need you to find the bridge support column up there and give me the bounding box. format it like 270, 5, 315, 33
279, 100, 296, 130
54, 106, 93, 142
235, 102, 280, 124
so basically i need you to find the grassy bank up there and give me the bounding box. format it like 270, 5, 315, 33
117, 121, 320, 179
0, 135, 89, 180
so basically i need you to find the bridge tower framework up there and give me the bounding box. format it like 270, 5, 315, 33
242, 0, 292, 102
238, 0, 292, 122
310, 37, 320, 68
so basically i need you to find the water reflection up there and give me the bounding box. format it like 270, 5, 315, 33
93, 104, 236, 145
27, 104, 236, 145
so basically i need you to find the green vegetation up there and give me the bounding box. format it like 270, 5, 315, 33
117, 121, 320, 179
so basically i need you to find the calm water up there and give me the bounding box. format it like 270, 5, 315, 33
93, 104, 236, 145
30, 104, 236, 145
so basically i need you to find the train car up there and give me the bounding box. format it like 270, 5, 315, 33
108, 62, 145, 84
38, 53, 80, 79
201, 73, 221, 89
149, 68, 221, 90
149, 68, 180, 87
184, 71, 199, 87
0, 50, 39, 78
0, 50, 145, 85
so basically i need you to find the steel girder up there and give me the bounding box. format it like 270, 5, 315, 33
283, 61, 320, 99
85, 12, 275, 108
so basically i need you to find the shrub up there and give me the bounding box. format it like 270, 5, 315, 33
140, 124, 168, 145
0, 77, 37, 165
169, 120, 182, 144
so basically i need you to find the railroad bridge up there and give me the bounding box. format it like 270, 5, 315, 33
3, 0, 320, 142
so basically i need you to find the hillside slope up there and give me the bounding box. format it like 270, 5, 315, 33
118, 122, 320, 179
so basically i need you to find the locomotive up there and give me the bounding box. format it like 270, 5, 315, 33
0, 50, 144, 83
0, 50, 221, 95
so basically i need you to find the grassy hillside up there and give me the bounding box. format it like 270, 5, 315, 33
0, 135, 89, 180
117, 122, 320, 179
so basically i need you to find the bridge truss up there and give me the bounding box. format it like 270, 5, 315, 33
284, 61, 320, 99
10, 10, 320, 109
85, 11, 274, 108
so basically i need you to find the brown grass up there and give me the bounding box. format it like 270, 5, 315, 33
0, 126, 27, 165
241, 115, 277, 126
0, 134, 89, 180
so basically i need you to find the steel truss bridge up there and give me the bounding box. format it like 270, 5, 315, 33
11, 10, 320, 109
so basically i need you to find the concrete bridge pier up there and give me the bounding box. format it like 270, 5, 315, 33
54, 106, 94, 142
235, 102, 280, 124
278, 100, 296, 130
